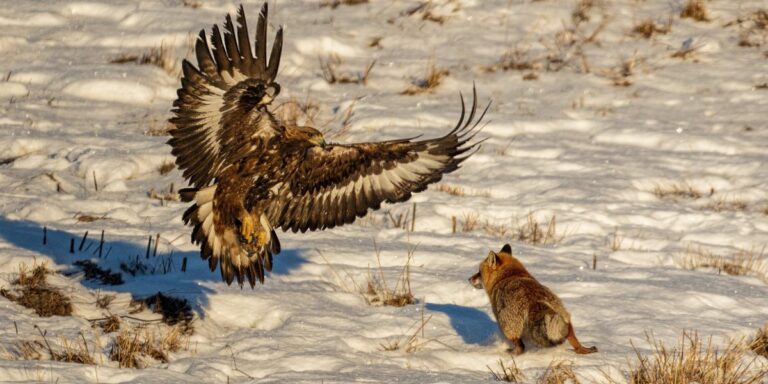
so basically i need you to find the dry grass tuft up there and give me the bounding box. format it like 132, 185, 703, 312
680, 0, 710, 22
180, 0, 201, 8
402, 63, 449, 95
73, 260, 124, 285
320, 53, 375, 85
489, 358, 525, 382
98, 314, 122, 333
608, 227, 624, 252
8, 329, 95, 364
435, 184, 491, 198
320, 0, 368, 8
144, 119, 175, 137
379, 312, 435, 353
572, 0, 596, 24
148, 184, 179, 205
96, 293, 116, 309
461, 212, 481, 232
653, 183, 706, 200
110, 42, 180, 77
364, 242, 416, 307
75, 213, 106, 222
679, 245, 767, 283
702, 196, 748, 212
748, 323, 768, 358
632, 19, 671, 39
110, 325, 186, 368
1, 263, 73, 317
157, 160, 176, 175
726, 10, 768, 48
538, 360, 581, 384
617, 331, 767, 384
514, 213, 562, 246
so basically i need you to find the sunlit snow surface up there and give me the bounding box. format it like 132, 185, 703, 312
1, 0, 767, 382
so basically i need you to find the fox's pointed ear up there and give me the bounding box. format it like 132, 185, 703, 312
501, 244, 512, 254
487, 250, 502, 268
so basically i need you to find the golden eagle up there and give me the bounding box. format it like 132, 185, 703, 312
169, 3, 487, 287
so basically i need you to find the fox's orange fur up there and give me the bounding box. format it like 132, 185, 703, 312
469, 244, 597, 355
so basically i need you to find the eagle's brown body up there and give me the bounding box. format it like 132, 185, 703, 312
169, 3, 487, 287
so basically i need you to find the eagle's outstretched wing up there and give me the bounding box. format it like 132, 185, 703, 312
168, 4, 283, 188
269, 90, 489, 233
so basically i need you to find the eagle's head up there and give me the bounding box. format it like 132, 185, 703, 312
238, 80, 281, 110
285, 125, 326, 147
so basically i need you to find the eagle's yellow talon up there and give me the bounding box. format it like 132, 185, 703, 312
241, 215, 255, 243
257, 230, 269, 247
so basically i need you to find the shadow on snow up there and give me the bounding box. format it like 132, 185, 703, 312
0, 215, 308, 319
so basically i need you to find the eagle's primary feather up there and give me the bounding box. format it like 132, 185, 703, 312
168, 3, 488, 288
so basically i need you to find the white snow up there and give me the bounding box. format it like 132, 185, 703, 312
1, 0, 768, 383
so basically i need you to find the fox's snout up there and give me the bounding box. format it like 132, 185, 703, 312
468, 272, 483, 289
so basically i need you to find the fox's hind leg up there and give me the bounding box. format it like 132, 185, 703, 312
567, 323, 597, 354
507, 338, 525, 355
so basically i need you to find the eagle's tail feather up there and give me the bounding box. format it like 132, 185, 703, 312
182, 185, 276, 288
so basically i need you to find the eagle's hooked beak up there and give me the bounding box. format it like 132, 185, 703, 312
309, 134, 327, 147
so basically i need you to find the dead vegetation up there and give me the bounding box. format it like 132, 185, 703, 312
389, 1, 460, 25
489, 358, 525, 382
110, 324, 187, 368
98, 314, 122, 333
435, 184, 491, 198
148, 183, 179, 205
631, 19, 671, 39
679, 245, 767, 284
75, 213, 106, 222
73, 259, 124, 285
601, 55, 641, 87
512, 213, 562, 246
748, 323, 768, 358
612, 331, 767, 384
157, 160, 175, 175
702, 196, 749, 212
1, 262, 73, 317
4, 328, 94, 364
653, 182, 707, 200
402, 62, 449, 95
538, 360, 581, 384
364, 242, 416, 307
320, 54, 375, 85
144, 119, 175, 137
110, 41, 181, 77
680, 0, 710, 22
456, 212, 564, 246
725, 9, 768, 48
379, 312, 435, 353
320, 0, 368, 9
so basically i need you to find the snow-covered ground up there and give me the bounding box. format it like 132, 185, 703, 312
1, 0, 767, 382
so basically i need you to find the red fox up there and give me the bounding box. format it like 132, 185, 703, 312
469, 244, 597, 355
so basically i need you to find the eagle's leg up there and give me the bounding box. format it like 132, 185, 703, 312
239, 210, 269, 247
240, 213, 256, 243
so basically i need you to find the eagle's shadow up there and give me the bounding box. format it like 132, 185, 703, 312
0, 216, 307, 321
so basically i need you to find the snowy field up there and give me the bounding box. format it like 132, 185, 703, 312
1, 0, 768, 382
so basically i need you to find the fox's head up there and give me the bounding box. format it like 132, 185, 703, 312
469, 244, 530, 293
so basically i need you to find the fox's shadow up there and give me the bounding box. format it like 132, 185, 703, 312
427, 303, 497, 345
